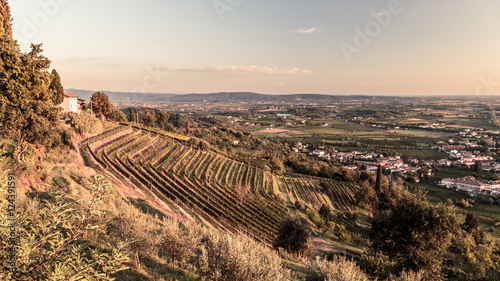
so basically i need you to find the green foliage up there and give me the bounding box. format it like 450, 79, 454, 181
48, 69, 64, 105
295, 200, 306, 212
90, 92, 113, 118
0, 0, 12, 35
270, 156, 285, 175
108, 108, 127, 123
358, 254, 393, 280
67, 111, 104, 137
307, 208, 325, 229
375, 165, 382, 194
274, 216, 312, 256
156, 111, 170, 130
305, 256, 370, 281
0, 39, 63, 161
446, 228, 500, 280
142, 109, 156, 127
196, 229, 290, 281
129, 108, 136, 123
369, 191, 457, 280
355, 181, 378, 209
0, 173, 130, 280
388, 270, 425, 281
318, 203, 332, 220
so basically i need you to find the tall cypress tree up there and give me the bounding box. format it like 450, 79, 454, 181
130, 108, 136, 123
375, 164, 382, 194
49, 69, 65, 105
0, 0, 12, 36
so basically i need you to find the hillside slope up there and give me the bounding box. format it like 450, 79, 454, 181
80, 124, 359, 243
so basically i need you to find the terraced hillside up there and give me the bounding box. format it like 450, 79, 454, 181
81, 125, 359, 243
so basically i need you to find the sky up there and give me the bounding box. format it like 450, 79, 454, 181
8, 0, 500, 96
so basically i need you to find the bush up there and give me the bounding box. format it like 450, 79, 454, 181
196, 230, 290, 281
307, 209, 325, 229
306, 256, 370, 281
67, 111, 104, 137
157, 220, 199, 265
108, 108, 127, 123
358, 255, 393, 279
274, 216, 312, 256
0, 174, 130, 280
319, 203, 333, 220
295, 200, 306, 212
388, 270, 425, 281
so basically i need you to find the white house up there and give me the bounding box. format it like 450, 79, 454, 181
60, 93, 80, 114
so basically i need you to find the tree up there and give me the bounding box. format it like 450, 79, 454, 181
108, 108, 127, 123
318, 203, 332, 220
156, 111, 170, 130
274, 216, 311, 256
185, 120, 190, 134
474, 161, 482, 174
270, 156, 285, 175
0, 0, 12, 36
370, 191, 456, 280
90, 92, 112, 118
463, 213, 480, 233
0, 39, 62, 161
48, 69, 64, 105
375, 165, 383, 194
142, 109, 156, 127
129, 108, 136, 123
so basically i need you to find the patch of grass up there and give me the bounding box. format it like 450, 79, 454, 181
283, 260, 309, 281
129, 198, 167, 220
140, 255, 199, 281
432, 167, 476, 180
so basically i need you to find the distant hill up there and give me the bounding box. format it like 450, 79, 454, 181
65, 89, 174, 102
168, 92, 351, 103
67, 89, 404, 103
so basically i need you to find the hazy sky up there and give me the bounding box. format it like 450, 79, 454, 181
9, 0, 500, 96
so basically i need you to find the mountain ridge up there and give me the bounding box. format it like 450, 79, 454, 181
66, 88, 404, 103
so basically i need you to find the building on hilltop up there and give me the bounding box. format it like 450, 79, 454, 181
60, 92, 81, 114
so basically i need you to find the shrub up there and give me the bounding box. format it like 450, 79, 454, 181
274, 216, 312, 256
388, 270, 425, 281
196, 230, 290, 281
358, 255, 393, 279
307, 209, 325, 229
67, 111, 104, 137
319, 203, 333, 220
295, 200, 306, 212
306, 256, 370, 281
157, 220, 199, 265
0, 174, 130, 280
108, 108, 127, 123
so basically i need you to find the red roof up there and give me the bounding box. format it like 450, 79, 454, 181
64, 92, 78, 98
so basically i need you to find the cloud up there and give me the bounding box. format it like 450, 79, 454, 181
163, 65, 312, 75
288, 27, 321, 34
